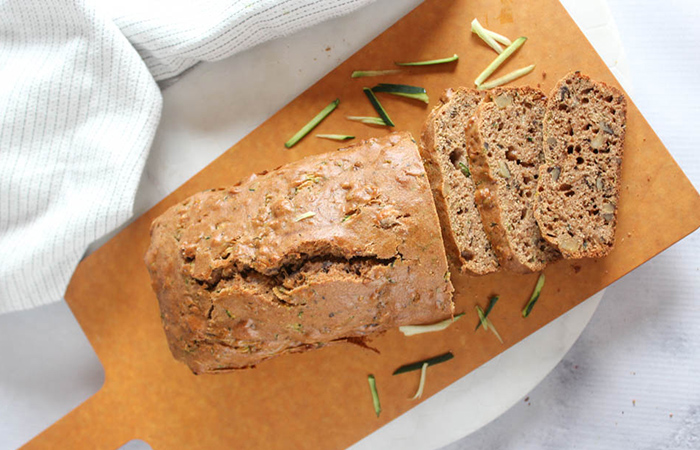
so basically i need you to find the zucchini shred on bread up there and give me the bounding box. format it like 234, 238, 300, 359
535, 72, 627, 258
420, 88, 499, 275
145, 132, 454, 373
465, 87, 560, 273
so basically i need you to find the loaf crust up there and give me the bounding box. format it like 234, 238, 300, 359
145, 132, 454, 373
535, 72, 627, 258
465, 87, 559, 273
420, 88, 499, 275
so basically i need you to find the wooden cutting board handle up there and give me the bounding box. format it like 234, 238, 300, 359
23, 388, 137, 450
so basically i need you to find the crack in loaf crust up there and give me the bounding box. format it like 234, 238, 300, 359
145, 132, 454, 373
465, 87, 560, 273
419, 88, 499, 275
535, 72, 627, 258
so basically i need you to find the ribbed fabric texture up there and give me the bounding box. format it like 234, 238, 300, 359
0, 0, 375, 313
106, 0, 377, 81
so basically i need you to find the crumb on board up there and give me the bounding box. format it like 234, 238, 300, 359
632, 400, 636, 406
542, 71, 546, 79
325, 46, 331, 51
572, 265, 582, 274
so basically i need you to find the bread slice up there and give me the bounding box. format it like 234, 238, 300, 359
420, 88, 499, 275
534, 72, 627, 258
465, 87, 559, 273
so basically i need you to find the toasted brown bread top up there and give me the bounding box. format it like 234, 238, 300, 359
535, 72, 627, 258
420, 88, 499, 275
466, 87, 559, 273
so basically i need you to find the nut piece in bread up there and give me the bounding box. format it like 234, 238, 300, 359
145, 132, 454, 373
465, 86, 559, 273
420, 88, 499, 275
535, 72, 627, 258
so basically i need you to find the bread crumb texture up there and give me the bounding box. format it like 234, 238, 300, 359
466, 86, 559, 273
535, 72, 627, 258
420, 88, 499, 275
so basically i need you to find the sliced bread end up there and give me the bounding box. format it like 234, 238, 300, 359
535, 72, 627, 259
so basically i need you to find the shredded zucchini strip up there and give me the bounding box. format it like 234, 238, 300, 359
284, 99, 339, 148
475, 305, 490, 331
372, 83, 429, 104
474, 37, 527, 86
395, 54, 459, 66
393, 352, 454, 375
410, 363, 429, 400
471, 18, 503, 54
363, 87, 395, 127
315, 134, 355, 141
475, 296, 499, 331
399, 313, 465, 336
522, 273, 546, 317
346, 116, 387, 126
477, 64, 536, 90
485, 29, 512, 46
293, 211, 316, 222
476, 305, 503, 343
351, 69, 402, 78
368, 374, 381, 417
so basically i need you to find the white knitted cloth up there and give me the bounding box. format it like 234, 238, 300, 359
0, 0, 376, 313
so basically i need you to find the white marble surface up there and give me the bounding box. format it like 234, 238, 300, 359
0, 0, 698, 449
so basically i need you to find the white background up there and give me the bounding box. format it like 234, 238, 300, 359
0, 0, 698, 449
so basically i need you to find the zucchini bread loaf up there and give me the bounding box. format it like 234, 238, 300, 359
145, 132, 454, 373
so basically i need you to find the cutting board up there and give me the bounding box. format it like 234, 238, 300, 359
23, 0, 700, 449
